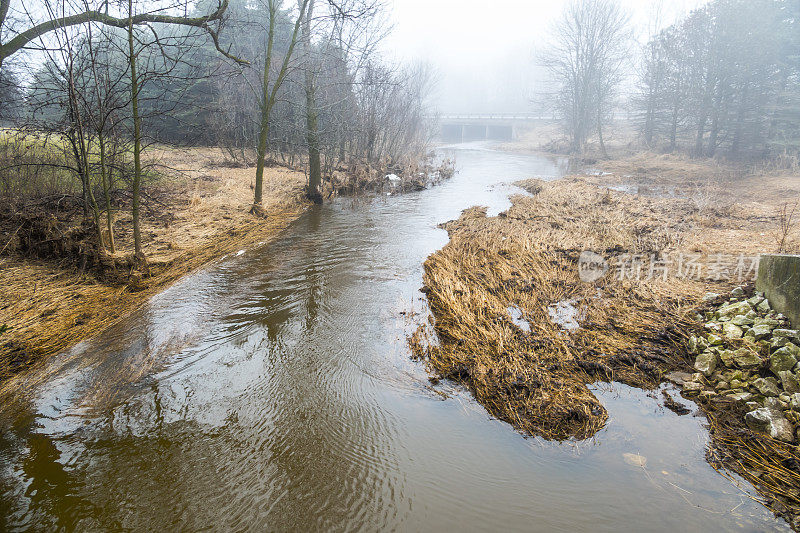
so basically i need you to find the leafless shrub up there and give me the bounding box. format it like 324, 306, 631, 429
776, 201, 798, 253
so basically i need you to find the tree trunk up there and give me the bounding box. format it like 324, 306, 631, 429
644, 67, 656, 145
597, 107, 608, 159
707, 106, 720, 157
301, 0, 321, 204
67, 68, 103, 246
128, 0, 143, 256
66, 76, 90, 219
253, 106, 270, 206
253, 0, 308, 209
98, 132, 115, 253
706, 81, 724, 157
694, 112, 707, 157
668, 99, 679, 152
252, 5, 275, 208
730, 81, 748, 156
694, 74, 714, 157
305, 89, 322, 203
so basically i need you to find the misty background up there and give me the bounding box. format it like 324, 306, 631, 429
383, 0, 708, 114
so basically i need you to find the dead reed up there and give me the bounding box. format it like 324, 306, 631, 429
707, 410, 800, 525
412, 176, 800, 526
412, 179, 708, 439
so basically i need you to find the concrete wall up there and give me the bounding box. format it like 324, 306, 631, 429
439, 123, 515, 143
756, 254, 800, 328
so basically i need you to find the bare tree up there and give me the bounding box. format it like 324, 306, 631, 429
0, 0, 234, 71
84, 23, 127, 253
296, 0, 383, 202
541, 0, 631, 156
298, 0, 322, 203
3, 0, 431, 238
252, 0, 309, 210
119, 0, 244, 257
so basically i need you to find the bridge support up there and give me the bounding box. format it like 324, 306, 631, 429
442, 124, 464, 142
487, 124, 513, 141
438, 114, 539, 143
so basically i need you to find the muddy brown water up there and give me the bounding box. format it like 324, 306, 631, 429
0, 143, 789, 531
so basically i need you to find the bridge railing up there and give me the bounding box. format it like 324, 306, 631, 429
433, 113, 547, 121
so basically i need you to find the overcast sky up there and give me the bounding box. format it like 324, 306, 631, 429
381, 0, 708, 113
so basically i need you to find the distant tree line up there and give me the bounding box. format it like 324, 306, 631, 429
637, 0, 800, 160
542, 0, 799, 163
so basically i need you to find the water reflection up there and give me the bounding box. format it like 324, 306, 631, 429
0, 142, 788, 531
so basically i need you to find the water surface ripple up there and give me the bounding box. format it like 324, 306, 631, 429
0, 143, 787, 531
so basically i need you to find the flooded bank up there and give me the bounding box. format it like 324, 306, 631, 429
0, 143, 787, 531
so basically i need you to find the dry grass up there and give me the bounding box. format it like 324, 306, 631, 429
588, 152, 800, 254
411, 175, 799, 431
412, 179, 716, 440
412, 171, 800, 525
588, 155, 800, 526
592, 152, 798, 204
707, 409, 800, 525
0, 147, 308, 388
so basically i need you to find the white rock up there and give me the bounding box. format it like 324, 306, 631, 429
745, 408, 795, 443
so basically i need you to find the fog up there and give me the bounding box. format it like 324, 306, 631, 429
383, 0, 709, 114
0, 0, 799, 530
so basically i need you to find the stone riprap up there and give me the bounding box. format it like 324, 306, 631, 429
687, 287, 800, 443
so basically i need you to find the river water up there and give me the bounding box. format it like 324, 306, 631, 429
0, 143, 788, 531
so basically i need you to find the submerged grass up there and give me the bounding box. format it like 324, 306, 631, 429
412, 179, 708, 439
412, 175, 800, 526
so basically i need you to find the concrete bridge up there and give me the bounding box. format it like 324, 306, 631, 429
436, 113, 545, 142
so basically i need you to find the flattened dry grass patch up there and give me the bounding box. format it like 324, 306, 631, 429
412, 178, 711, 440
412, 176, 800, 525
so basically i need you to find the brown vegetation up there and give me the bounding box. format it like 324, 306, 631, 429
707, 406, 800, 526
411, 168, 800, 524
412, 179, 712, 439
321, 154, 454, 198
0, 147, 308, 385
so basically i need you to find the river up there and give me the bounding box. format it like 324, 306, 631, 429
0, 143, 787, 531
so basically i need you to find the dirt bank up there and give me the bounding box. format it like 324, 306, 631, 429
589, 151, 800, 209
412, 169, 800, 526
0, 147, 308, 385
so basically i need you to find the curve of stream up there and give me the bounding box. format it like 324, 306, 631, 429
0, 143, 787, 531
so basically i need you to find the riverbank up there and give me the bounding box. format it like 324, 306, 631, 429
497, 121, 799, 205
412, 169, 800, 526
0, 142, 789, 531
685, 288, 800, 525
0, 147, 309, 385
